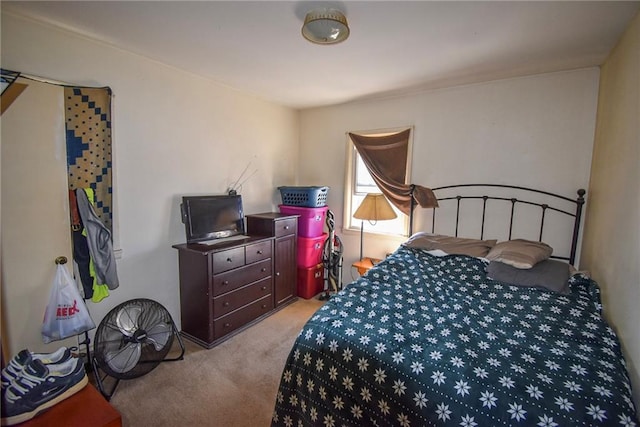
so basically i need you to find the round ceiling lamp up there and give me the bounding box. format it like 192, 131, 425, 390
302, 8, 350, 45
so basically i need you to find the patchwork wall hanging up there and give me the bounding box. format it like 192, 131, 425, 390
64, 87, 113, 232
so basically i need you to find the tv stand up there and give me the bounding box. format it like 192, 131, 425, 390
172, 213, 298, 349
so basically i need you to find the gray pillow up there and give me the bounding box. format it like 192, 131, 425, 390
487, 259, 570, 294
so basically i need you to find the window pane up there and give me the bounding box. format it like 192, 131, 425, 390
345, 128, 412, 239
351, 150, 406, 236
355, 155, 377, 193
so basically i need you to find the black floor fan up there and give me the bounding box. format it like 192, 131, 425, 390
92, 298, 185, 400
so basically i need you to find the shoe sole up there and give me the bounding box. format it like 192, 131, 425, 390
1, 374, 88, 426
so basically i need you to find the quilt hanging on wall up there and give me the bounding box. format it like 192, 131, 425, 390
64, 87, 113, 232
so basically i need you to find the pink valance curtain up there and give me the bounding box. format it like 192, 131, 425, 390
349, 129, 438, 216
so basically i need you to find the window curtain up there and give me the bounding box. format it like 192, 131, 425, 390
349, 129, 438, 216
64, 87, 113, 232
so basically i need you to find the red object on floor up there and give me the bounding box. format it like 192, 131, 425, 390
21, 383, 122, 427
297, 264, 324, 299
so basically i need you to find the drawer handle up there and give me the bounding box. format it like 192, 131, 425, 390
261, 304, 267, 309
222, 280, 229, 285
257, 250, 263, 255
226, 258, 233, 263
276, 272, 280, 277
261, 286, 267, 291
284, 225, 290, 230
261, 268, 266, 272
224, 323, 231, 328
223, 301, 230, 307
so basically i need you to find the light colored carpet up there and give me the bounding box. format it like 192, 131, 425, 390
107, 298, 324, 427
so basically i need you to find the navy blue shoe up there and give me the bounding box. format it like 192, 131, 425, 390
1, 358, 87, 426
1, 347, 72, 391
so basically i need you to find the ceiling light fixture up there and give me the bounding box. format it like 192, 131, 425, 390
302, 8, 350, 45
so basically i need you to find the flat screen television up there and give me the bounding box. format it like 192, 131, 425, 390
180, 194, 245, 243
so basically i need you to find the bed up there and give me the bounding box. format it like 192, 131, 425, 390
271, 185, 639, 426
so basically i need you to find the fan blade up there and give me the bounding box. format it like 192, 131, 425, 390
105, 343, 142, 374
146, 323, 171, 351
115, 305, 142, 336
136, 304, 166, 332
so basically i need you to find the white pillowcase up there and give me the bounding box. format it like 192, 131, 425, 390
425, 249, 450, 257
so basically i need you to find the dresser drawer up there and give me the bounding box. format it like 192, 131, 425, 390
245, 240, 272, 264
212, 247, 245, 273
212, 258, 272, 296
275, 218, 297, 237
212, 277, 272, 319
214, 295, 274, 339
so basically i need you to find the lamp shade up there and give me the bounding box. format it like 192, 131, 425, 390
302, 8, 350, 45
354, 193, 397, 222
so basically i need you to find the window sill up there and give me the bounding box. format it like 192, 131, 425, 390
342, 227, 407, 239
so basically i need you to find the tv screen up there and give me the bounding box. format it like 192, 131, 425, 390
181, 194, 245, 243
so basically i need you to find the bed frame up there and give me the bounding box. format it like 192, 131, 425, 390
409, 184, 586, 265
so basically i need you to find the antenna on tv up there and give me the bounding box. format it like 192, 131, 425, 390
227, 161, 258, 196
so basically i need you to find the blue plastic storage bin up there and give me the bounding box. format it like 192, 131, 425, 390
278, 186, 329, 208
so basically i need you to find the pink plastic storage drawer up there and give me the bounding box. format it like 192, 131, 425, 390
297, 264, 324, 299
278, 205, 328, 238
297, 233, 327, 268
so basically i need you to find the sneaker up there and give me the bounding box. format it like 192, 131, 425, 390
1, 358, 87, 426
1, 347, 72, 390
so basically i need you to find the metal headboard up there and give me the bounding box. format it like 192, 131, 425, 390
409, 184, 586, 265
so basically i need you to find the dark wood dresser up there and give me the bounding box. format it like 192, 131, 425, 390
173, 213, 298, 348
246, 212, 298, 307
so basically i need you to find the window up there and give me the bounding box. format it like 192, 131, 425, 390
344, 128, 412, 237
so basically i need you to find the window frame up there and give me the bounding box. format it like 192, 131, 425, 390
343, 126, 413, 238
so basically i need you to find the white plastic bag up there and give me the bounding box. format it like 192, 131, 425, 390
42, 264, 96, 343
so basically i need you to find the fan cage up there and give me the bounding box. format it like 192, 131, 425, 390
94, 298, 176, 380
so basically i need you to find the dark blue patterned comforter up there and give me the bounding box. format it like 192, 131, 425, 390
272, 246, 639, 426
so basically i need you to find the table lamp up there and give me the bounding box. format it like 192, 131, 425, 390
353, 193, 397, 261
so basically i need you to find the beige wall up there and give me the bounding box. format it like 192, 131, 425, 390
1, 11, 299, 353
299, 69, 600, 271
580, 12, 640, 409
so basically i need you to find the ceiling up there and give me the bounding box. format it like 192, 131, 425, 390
3, 1, 639, 109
